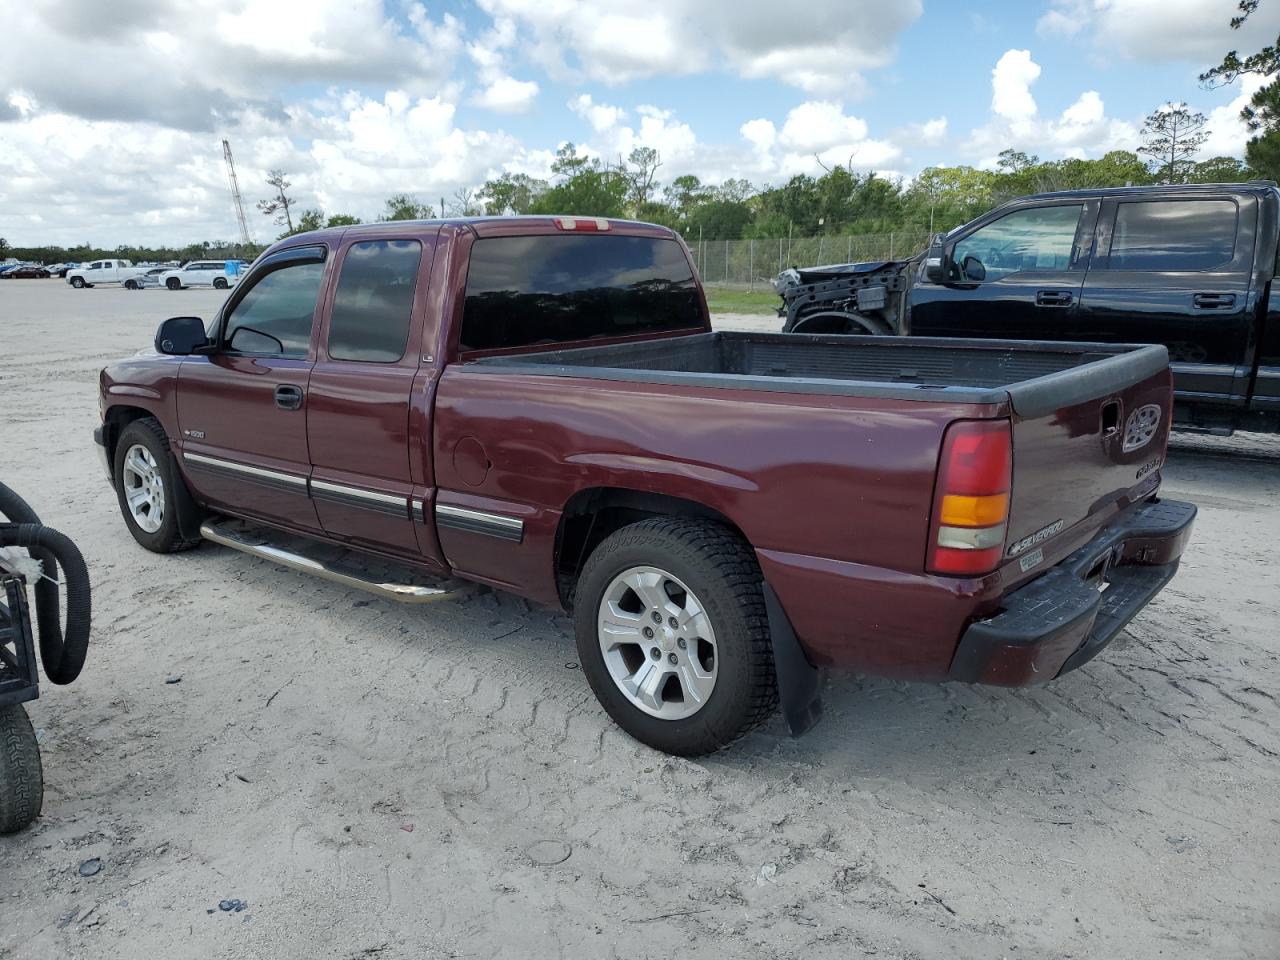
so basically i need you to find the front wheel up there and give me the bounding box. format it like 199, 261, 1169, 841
165, 277, 181, 290
574, 518, 778, 755
0, 705, 43, 834
113, 418, 202, 553
69, 276, 85, 288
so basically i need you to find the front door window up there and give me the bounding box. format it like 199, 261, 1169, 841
223, 260, 326, 358
952, 205, 1083, 281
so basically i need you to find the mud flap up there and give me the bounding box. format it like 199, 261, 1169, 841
762, 581, 824, 736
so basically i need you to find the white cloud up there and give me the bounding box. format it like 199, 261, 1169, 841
570, 95, 626, 134
738, 101, 900, 180
0, 0, 465, 131
1200, 73, 1271, 158
567, 96, 699, 168
473, 75, 539, 113
966, 50, 1140, 163
467, 14, 540, 113
1037, 0, 1280, 62
991, 50, 1040, 122
477, 0, 921, 95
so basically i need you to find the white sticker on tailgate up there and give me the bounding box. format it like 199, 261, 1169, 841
1019, 548, 1044, 573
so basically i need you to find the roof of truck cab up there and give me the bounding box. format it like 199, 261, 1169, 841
275, 216, 678, 248
1009, 181, 1280, 203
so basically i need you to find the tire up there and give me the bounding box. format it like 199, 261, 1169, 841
0, 705, 43, 835
70, 276, 85, 288
124, 279, 138, 290
166, 277, 181, 290
212, 277, 228, 289
113, 418, 203, 553
574, 518, 778, 755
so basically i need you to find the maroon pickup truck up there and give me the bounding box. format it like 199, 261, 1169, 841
94, 217, 1195, 755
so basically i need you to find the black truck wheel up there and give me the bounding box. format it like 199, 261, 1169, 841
113, 418, 203, 553
574, 518, 778, 755
0, 705, 43, 834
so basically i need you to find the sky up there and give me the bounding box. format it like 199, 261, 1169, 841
2, 0, 1279, 247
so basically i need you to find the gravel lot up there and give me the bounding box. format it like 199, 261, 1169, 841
2, 278, 1278, 959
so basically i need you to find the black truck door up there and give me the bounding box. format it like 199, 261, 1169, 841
910, 200, 1095, 340
1077, 194, 1255, 407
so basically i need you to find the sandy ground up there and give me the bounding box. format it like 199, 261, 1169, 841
1, 278, 1278, 959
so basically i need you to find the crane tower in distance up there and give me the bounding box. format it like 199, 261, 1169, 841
222, 139, 252, 247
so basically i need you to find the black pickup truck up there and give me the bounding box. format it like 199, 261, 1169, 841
776, 182, 1280, 435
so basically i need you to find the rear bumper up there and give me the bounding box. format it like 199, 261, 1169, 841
948, 498, 1196, 685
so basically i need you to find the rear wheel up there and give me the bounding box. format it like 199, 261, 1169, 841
124, 279, 139, 290
70, 276, 85, 288
212, 277, 228, 289
113, 418, 202, 553
574, 518, 777, 755
0, 705, 42, 835
166, 277, 181, 290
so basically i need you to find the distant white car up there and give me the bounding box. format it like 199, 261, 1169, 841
158, 260, 240, 290
66, 259, 150, 289
132, 267, 172, 289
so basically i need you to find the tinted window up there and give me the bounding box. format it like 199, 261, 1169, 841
952, 205, 1082, 281
224, 260, 325, 357
1109, 200, 1237, 271
328, 240, 421, 362
460, 235, 701, 352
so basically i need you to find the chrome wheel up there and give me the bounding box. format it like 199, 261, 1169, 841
121, 443, 165, 533
597, 565, 717, 720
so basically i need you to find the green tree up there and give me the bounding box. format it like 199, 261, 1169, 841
1201, 2, 1276, 179
294, 208, 325, 234
624, 147, 662, 207
1138, 103, 1210, 183
325, 214, 361, 227
663, 175, 709, 221
529, 144, 628, 218
1189, 155, 1252, 181
478, 173, 547, 215
257, 169, 297, 233
1247, 129, 1280, 179
382, 194, 427, 221
0, 237, 8, 258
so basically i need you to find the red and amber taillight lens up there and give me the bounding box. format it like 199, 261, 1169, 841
927, 419, 1012, 576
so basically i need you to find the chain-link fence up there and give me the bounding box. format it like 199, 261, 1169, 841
681, 231, 934, 289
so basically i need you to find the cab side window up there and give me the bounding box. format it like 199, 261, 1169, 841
1108, 200, 1237, 271
327, 240, 421, 362
952, 205, 1083, 281
223, 259, 326, 358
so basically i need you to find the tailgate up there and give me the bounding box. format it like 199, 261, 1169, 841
1003, 345, 1172, 580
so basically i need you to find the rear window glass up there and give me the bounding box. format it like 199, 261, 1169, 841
1109, 199, 1237, 271
460, 235, 702, 352
328, 240, 421, 362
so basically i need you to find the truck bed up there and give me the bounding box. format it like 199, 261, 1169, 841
471, 332, 1169, 417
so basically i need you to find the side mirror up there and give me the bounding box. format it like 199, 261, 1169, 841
961, 255, 986, 282
924, 234, 950, 283
155, 316, 208, 355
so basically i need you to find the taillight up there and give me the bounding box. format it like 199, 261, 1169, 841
553, 217, 611, 232
927, 419, 1012, 576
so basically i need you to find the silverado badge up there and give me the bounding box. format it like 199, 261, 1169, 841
1008, 519, 1065, 557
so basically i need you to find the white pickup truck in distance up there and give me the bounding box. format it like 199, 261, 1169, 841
66, 259, 150, 289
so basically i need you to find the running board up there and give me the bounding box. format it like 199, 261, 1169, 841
200, 519, 469, 604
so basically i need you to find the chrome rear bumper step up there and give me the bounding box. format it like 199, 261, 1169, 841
200, 519, 469, 604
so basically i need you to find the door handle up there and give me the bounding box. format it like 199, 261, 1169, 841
1192, 292, 1235, 309
274, 384, 304, 411
1036, 290, 1073, 307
